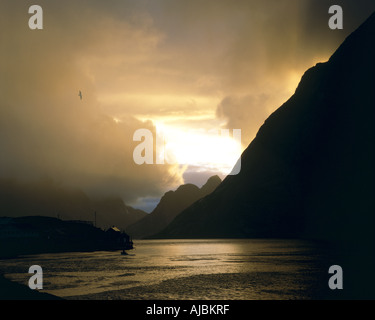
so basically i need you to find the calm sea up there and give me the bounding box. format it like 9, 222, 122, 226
1, 239, 332, 300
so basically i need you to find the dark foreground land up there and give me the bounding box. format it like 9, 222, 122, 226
0, 274, 62, 300
0, 216, 133, 300
0, 216, 133, 259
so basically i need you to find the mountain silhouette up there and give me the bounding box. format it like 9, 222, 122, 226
0, 179, 147, 231
127, 175, 222, 239
155, 12, 375, 243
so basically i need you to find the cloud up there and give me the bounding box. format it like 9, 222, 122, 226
216, 95, 274, 146
212, 1, 375, 146
1, 0, 374, 206
0, 1, 183, 203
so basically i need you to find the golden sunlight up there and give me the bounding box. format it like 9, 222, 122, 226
155, 121, 243, 175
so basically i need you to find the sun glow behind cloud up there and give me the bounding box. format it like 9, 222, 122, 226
154, 121, 243, 176
2, 0, 373, 211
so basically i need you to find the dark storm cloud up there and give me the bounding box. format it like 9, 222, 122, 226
213, 0, 375, 146
0, 0, 374, 200
0, 1, 183, 202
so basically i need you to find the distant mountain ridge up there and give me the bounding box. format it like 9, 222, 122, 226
127, 175, 222, 239
155, 12, 375, 243
0, 179, 147, 231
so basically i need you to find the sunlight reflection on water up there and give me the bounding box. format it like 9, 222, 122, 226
2, 239, 329, 299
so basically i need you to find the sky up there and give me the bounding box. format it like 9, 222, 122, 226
1, 0, 374, 212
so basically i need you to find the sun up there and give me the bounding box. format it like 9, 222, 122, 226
155, 122, 243, 176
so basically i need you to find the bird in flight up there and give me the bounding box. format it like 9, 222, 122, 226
78, 90, 82, 100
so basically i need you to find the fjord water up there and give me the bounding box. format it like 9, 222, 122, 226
2, 239, 332, 299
